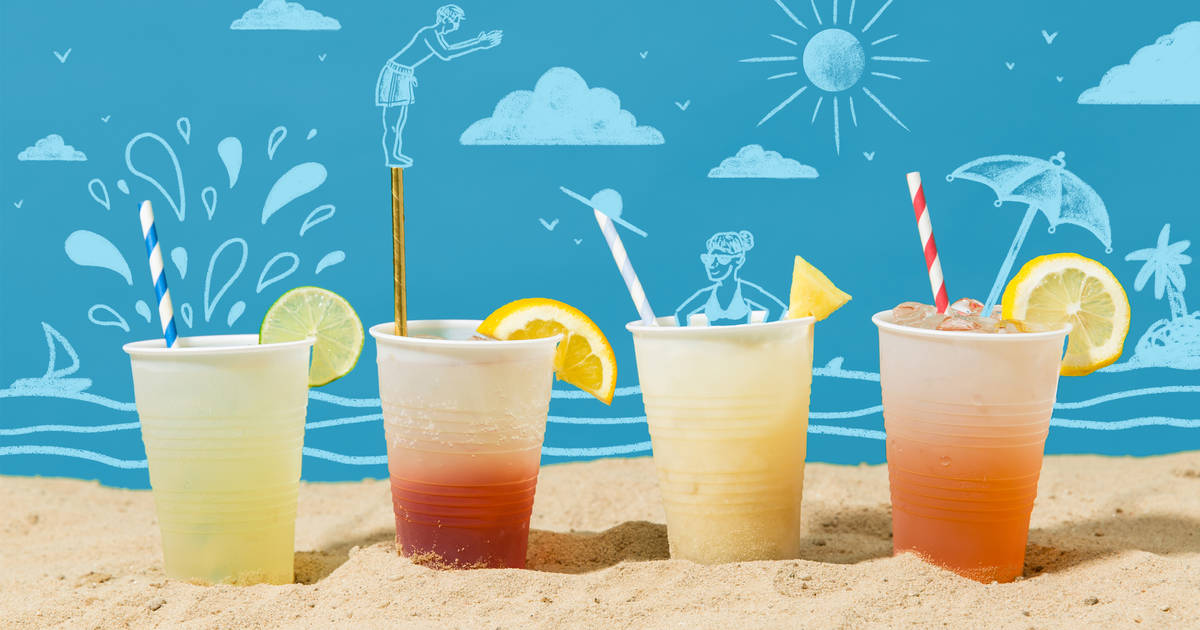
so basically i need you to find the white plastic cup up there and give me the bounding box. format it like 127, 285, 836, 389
370, 321, 559, 569
124, 334, 313, 584
873, 311, 1068, 582
627, 315, 815, 563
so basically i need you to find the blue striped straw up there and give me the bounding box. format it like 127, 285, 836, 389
138, 200, 178, 347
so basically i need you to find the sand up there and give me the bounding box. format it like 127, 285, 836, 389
2, 453, 1199, 629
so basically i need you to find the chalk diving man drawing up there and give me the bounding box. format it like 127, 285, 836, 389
375, 4, 502, 167
675, 231, 787, 326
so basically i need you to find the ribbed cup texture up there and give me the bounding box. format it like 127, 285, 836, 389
875, 317, 1067, 583
373, 322, 557, 569
630, 318, 815, 564
128, 338, 310, 585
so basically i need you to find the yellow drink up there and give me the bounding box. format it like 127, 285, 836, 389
125, 334, 312, 584
628, 316, 814, 563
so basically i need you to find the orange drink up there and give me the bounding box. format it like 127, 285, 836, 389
873, 306, 1068, 582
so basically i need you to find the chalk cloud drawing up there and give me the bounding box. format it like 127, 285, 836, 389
460, 67, 664, 146
17, 134, 87, 161
377, 4, 502, 167
1079, 22, 1200, 104
230, 0, 341, 30
1107, 224, 1199, 371
947, 151, 1112, 311
674, 231, 787, 326
708, 144, 819, 179
742, 0, 928, 154
559, 186, 648, 237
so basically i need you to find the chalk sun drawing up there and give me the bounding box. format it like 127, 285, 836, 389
947, 151, 1112, 313
742, 0, 929, 154
1106, 224, 1199, 371
377, 4, 503, 167
674, 231, 787, 326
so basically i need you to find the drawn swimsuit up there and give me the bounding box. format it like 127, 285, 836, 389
376, 60, 418, 106
703, 282, 752, 324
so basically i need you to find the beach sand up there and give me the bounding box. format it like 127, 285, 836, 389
2, 452, 1199, 629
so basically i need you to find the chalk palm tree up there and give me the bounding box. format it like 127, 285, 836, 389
1126, 224, 1191, 319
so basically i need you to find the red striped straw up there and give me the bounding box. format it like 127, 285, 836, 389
906, 172, 949, 313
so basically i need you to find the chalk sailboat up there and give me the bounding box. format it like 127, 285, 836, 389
7, 323, 92, 395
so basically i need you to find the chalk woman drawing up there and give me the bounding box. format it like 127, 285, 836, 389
376, 4, 502, 167
674, 231, 787, 326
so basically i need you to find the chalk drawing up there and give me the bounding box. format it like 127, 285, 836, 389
306, 128, 317, 140
1107, 224, 1199, 371
64, 230, 132, 285
18, 134, 87, 161
101, 115, 112, 123
126, 132, 185, 221
639, 51, 649, 59
315, 251, 345, 274
257, 252, 300, 293
300, 204, 335, 236
87, 178, 110, 209
675, 99, 691, 111
52, 48, 71, 63
87, 305, 130, 332
261, 162, 327, 224
863, 151, 875, 160
169, 246, 188, 279
227, 301, 246, 326
267, 126, 287, 160
744, 0, 927, 154
674, 231, 788, 325
377, 4, 502, 166
116, 179, 129, 195
179, 303, 194, 328
201, 186, 217, 220
13, 199, 23, 208
460, 67, 664, 146
134, 300, 152, 323
217, 137, 243, 187
1079, 22, 1200, 104
560, 187, 648, 237
1042, 30, 1059, 45
708, 144, 819, 179
538, 218, 559, 231
176, 117, 191, 144
947, 151, 1112, 312
204, 238, 249, 322
230, 0, 341, 30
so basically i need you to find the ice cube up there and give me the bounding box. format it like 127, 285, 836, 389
936, 316, 981, 331
892, 301, 934, 325
949, 298, 985, 316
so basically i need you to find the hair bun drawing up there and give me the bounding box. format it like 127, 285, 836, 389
738, 230, 755, 251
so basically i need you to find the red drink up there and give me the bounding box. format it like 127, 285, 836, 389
387, 448, 540, 568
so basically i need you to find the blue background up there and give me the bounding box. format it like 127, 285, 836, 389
2, 1, 1198, 488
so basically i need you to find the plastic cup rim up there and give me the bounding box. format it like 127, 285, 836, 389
625, 314, 816, 335
369, 320, 562, 348
872, 310, 1071, 340
123, 333, 315, 356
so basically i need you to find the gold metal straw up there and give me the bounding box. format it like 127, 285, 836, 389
391, 167, 407, 336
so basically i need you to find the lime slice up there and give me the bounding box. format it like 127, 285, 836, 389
260, 286, 364, 387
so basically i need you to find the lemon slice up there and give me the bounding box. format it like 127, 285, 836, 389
787, 255, 852, 321
478, 298, 617, 404
1001, 253, 1130, 376
260, 286, 364, 387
